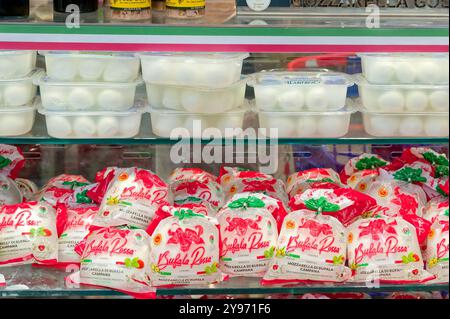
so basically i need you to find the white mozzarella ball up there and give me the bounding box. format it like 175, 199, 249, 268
97, 117, 120, 137
305, 87, 328, 110
42, 90, 66, 110
175, 60, 199, 84
399, 116, 424, 136
79, 60, 105, 81
97, 89, 125, 111
416, 61, 441, 84
142, 59, 171, 83
317, 117, 348, 137
152, 116, 182, 137
103, 62, 133, 82
368, 61, 395, 83
3, 85, 31, 107
297, 117, 317, 137
146, 85, 162, 107
0, 115, 28, 135
278, 90, 304, 111
214, 117, 243, 137
369, 116, 399, 136
46, 116, 72, 137
73, 116, 97, 137
264, 117, 296, 138
119, 116, 140, 136
68, 88, 95, 110
217, 92, 235, 112
51, 60, 77, 81
256, 87, 279, 110
394, 62, 416, 83
203, 64, 233, 87
180, 90, 207, 112
429, 90, 449, 111
424, 117, 449, 137
0, 58, 16, 78
405, 91, 429, 112
378, 91, 405, 112
162, 88, 181, 110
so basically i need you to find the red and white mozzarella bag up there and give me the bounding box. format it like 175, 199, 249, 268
0, 202, 62, 267
286, 168, 342, 199
93, 168, 170, 229
35, 174, 90, 206
57, 205, 98, 264
217, 193, 287, 277
169, 168, 225, 210
289, 188, 378, 227
262, 210, 351, 285
0, 144, 25, 179
424, 198, 449, 224
424, 215, 449, 282
148, 205, 221, 287
340, 154, 389, 185
218, 167, 288, 204
73, 227, 154, 299
347, 217, 435, 283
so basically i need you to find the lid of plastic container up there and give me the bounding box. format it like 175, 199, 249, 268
139, 52, 249, 61
145, 76, 249, 90
257, 104, 357, 115
354, 74, 450, 89
38, 50, 138, 58
37, 100, 148, 116
0, 50, 35, 55
148, 105, 249, 115
0, 104, 36, 113
249, 69, 354, 87
35, 75, 144, 86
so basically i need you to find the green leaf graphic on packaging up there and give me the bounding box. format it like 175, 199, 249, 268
423, 152, 449, 167
204, 263, 218, 275
393, 167, 427, 183
175, 196, 203, 204
174, 209, 204, 220
305, 178, 336, 184
332, 255, 345, 265
304, 197, 340, 213
435, 165, 449, 178
0, 156, 12, 169
76, 189, 93, 204
264, 246, 275, 258
401, 252, 420, 264
124, 257, 143, 269
276, 247, 286, 258
62, 180, 89, 190
228, 196, 265, 209
355, 156, 388, 170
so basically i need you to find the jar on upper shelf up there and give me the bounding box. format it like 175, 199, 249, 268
53, 0, 99, 13
0, 0, 29, 17
106, 0, 152, 21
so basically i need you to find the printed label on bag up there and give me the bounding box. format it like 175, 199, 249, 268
166, 0, 205, 9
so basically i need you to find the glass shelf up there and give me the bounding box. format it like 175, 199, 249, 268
0, 265, 448, 298
1, 113, 448, 146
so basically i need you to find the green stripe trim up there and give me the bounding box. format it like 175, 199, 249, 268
0, 24, 448, 37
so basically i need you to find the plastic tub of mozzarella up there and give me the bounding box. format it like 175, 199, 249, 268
40, 51, 141, 82
39, 107, 145, 139
358, 53, 449, 85
361, 110, 449, 137
149, 107, 247, 138
0, 105, 35, 136
356, 75, 449, 113
37, 76, 143, 111
249, 70, 353, 112
0, 50, 36, 79
0, 70, 40, 108
258, 108, 356, 138
146, 78, 247, 113
140, 52, 249, 88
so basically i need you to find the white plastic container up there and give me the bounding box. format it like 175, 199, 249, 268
39, 107, 144, 139
37, 76, 143, 111
358, 53, 449, 85
40, 51, 141, 82
250, 70, 353, 111
140, 52, 249, 88
258, 108, 355, 138
0, 106, 35, 136
149, 108, 247, 138
356, 75, 449, 113
0, 70, 40, 108
361, 110, 449, 137
0, 50, 37, 79
146, 79, 247, 113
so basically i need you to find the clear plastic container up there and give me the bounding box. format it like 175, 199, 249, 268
140, 52, 249, 88
356, 75, 449, 113
0, 50, 36, 79
361, 110, 449, 137
149, 107, 247, 138
37, 76, 143, 111
358, 53, 449, 85
38, 107, 144, 139
0, 105, 35, 136
146, 78, 247, 113
258, 108, 355, 138
0, 70, 40, 108
40, 51, 141, 82
249, 70, 353, 111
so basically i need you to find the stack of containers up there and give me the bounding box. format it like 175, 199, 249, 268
356, 53, 449, 137
250, 70, 356, 138
140, 52, 249, 138
37, 51, 144, 139
0, 50, 38, 136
